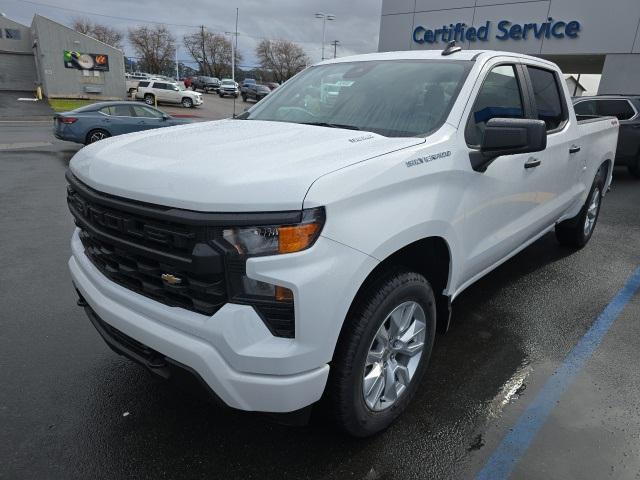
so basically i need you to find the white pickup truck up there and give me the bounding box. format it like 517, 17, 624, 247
67, 48, 618, 437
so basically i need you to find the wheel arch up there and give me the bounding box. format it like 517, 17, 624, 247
336, 235, 454, 362
85, 128, 110, 144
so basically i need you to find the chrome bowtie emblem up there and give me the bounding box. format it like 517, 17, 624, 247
161, 273, 182, 285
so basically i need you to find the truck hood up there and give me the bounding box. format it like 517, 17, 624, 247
69, 119, 424, 211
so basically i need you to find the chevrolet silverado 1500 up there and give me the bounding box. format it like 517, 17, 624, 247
67, 48, 618, 436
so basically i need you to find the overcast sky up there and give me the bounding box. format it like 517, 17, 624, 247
2, 0, 383, 68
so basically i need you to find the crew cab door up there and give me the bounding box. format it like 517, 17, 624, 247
459, 61, 553, 282
520, 63, 579, 226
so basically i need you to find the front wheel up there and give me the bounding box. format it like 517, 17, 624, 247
556, 166, 606, 248
144, 94, 154, 106
182, 97, 193, 108
327, 270, 436, 437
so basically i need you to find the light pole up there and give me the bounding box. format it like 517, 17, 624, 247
315, 12, 335, 60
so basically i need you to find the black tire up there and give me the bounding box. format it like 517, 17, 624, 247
242, 95, 247, 102
628, 158, 640, 179
182, 97, 193, 108
85, 129, 110, 145
218, 92, 223, 98
327, 270, 437, 437
556, 165, 606, 248
144, 94, 154, 106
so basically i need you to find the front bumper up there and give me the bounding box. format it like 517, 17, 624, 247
69, 228, 377, 412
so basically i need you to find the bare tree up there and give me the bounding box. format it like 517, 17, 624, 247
183, 29, 242, 78
71, 17, 124, 50
72, 17, 92, 35
128, 25, 176, 75
256, 39, 309, 83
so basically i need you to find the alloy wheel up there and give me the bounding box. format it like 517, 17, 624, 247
584, 187, 601, 236
362, 301, 426, 411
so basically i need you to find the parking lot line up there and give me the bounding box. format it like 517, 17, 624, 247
475, 266, 640, 480
0, 141, 53, 150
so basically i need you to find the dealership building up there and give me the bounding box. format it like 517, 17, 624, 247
378, 0, 640, 95
0, 14, 125, 99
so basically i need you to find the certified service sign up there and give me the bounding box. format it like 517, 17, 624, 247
413, 18, 581, 44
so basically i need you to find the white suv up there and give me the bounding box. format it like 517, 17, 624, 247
135, 80, 203, 108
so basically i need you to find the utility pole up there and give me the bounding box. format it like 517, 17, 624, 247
200, 25, 207, 75
331, 40, 340, 59
175, 45, 179, 80
225, 8, 239, 118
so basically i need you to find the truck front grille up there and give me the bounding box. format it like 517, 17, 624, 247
66, 173, 227, 316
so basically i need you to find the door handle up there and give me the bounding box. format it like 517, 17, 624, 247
524, 157, 541, 169
569, 145, 581, 154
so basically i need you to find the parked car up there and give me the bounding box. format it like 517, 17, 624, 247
181, 77, 193, 89
192, 76, 221, 93
125, 73, 150, 95
135, 80, 203, 108
218, 78, 239, 97
265, 82, 279, 90
573, 95, 640, 178
242, 83, 271, 102
67, 49, 618, 437
53, 101, 189, 145
240, 78, 257, 96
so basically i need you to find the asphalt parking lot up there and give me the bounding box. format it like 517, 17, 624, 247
1, 122, 639, 480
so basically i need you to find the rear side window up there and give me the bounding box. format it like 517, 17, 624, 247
527, 66, 565, 131
574, 100, 597, 118
153, 83, 167, 89
595, 100, 635, 120
466, 64, 524, 146
138, 81, 150, 88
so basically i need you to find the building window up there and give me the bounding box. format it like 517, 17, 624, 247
5, 29, 22, 40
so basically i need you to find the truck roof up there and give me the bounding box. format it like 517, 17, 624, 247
317, 49, 557, 69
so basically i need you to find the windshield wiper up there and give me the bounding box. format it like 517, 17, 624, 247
300, 122, 361, 131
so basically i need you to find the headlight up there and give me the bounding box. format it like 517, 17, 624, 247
220, 207, 325, 338
222, 207, 324, 256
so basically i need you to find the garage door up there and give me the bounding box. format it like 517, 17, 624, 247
0, 52, 37, 91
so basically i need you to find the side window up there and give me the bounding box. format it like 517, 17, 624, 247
596, 100, 635, 121
99, 106, 113, 116
112, 105, 133, 116
466, 64, 524, 146
138, 81, 149, 88
152, 82, 164, 90
132, 105, 163, 118
574, 100, 597, 118
527, 66, 565, 131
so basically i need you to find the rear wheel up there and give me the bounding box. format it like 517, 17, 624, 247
556, 165, 606, 248
144, 94, 154, 106
182, 97, 193, 108
242, 95, 247, 102
327, 270, 436, 437
85, 129, 110, 145
628, 158, 640, 179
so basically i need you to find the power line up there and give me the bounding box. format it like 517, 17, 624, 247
9, 0, 359, 48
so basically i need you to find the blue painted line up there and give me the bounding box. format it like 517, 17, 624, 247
476, 266, 640, 480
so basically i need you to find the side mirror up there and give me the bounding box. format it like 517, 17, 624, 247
161, 113, 169, 121
472, 118, 547, 171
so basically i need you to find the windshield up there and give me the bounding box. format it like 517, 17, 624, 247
222, 80, 234, 85
241, 60, 472, 137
